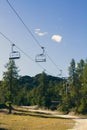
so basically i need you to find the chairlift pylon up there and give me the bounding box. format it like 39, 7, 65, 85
35, 47, 46, 62
9, 44, 20, 60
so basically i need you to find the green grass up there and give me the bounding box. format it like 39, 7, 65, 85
0, 108, 75, 130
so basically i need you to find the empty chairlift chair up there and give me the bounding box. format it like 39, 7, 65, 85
35, 47, 46, 62
9, 44, 20, 60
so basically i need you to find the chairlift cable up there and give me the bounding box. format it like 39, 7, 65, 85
6, 0, 41, 48
46, 53, 61, 72
0, 31, 55, 76
6, 0, 46, 63
0, 31, 14, 45
14, 45, 55, 75
6, 0, 65, 76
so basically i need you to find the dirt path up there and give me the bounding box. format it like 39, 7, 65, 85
55, 114, 87, 130
21, 106, 87, 130
69, 118, 87, 130
34, 111, 87, 130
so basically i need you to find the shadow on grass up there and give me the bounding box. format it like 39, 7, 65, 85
14, 108, 51, 115
13, 108, 52, 118
13, 112, 52, 118
0, 128, 8, 130
13, 109, 70, 119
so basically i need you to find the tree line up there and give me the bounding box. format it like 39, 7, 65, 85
0, 58, 87, 114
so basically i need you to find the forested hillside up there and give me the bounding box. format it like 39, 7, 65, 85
1, 58, 87, 114
0, 61, 63, 111
17, 73, 63, 108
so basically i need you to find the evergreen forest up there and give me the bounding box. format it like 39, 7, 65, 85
0, 58, 87, 114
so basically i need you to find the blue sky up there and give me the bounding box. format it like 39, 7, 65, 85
0, 0, 87, 79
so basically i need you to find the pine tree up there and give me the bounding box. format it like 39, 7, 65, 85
2, 60, 19, 113
79, 61, 87, 113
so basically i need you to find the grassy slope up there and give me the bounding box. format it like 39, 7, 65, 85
0, 108, 75, 130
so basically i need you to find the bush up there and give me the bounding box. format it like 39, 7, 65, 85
0, 103, 8, 109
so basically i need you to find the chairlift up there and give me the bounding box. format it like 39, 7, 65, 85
9, 44, 20, 60
35, 47, 46, 62
57, 69, 62, 77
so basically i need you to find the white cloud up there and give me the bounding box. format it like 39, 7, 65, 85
51, 35, 62, 43
35, 28, 40, 31
35, 28, 48, 36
